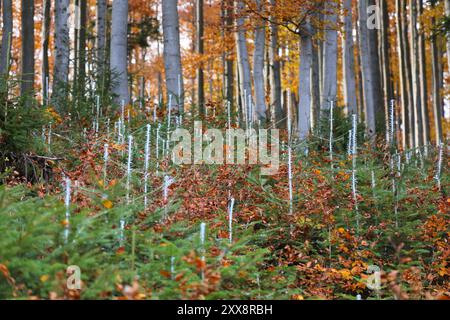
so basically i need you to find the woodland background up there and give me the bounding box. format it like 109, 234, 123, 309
0, 0, 448, 300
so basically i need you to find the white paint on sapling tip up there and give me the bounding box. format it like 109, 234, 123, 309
126, 135, 133, 204
156, 124, 161, 159
436, 143, 444, 190
287, 90, 293, 215
228, 198, 235, 244
144, 124, 151, 209
200, 222, 206, 280
103, 143, 109, 184
64, 178, 71, 242
329, 100, 334, 162
348, 129, 353, 156
170, 256, 175, 279
119, 219, 125, 245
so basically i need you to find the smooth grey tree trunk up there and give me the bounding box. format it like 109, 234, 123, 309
368, 0, 384, 135
342, 0, 358, 116
298, 22, 312, 140
53, 0, 70, 109
235, 0, 252, 122
269, 0, 283, 127
110, 0, 129, 106
418, 0, 430, 145
358, 0, 376, 138
42, 0, 51, 103
20, 0, 35, 96
224, 0, 234, 111
396, 0, 409, 149
445, 0, 450, 73
162, 0, 184, 111
75, 0, 87, 99
431, 15, 443, 144
196, 0, 205, 115
409, 0, 423, 147
253, 0, 266, 120
401, 0, 415, 148
379, 0, 393, 132
97, 0, 107, 72
0, 0, 12, 76
321, 3, 338, 112
311, 39, 321, 132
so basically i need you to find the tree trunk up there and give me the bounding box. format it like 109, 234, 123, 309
196, 0, 205, 115
162, 0, 184, 111
321, 2, 338, 112
53, 0, 70, 110
431, 16, 443, 144
110, 0, 129, 106
42, 0, 51, 103
76, 0, 87, 99
0, 0, 12, 77
401, 0, 415, 148
224, 0, 234, 112
298, 22, 312, 140
97, 0, 107, 72
396, 0, 409, 149
235, 0, 252, 123
253, 0, 266, 121
358, 0, 376, 139
20, 0, 35, 97
445, 0, 450, 73
311, 39, 321, 131
409, 0, 423, 147
269, 0, 283, 127
379, 0, 393, 131
368, 0, 384, 135
342, 0, 358, 116
418, 0, 430, 145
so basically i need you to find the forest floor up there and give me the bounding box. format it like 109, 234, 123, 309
0, 103, 449, 300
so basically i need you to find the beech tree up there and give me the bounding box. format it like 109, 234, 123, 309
110, 0, 130, 105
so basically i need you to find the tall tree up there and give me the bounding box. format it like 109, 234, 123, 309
42, 0, 51, 103
396, 0, 409, 149
20, 0, 35, 97
358, 0, 376, 138
162, 0, 184, 111
379, 0, 393, 130
253, 0, 267, 120
409, 0, 423, 147
110, 0, 129, 105
418, 0, 430, 145
235, 0, 252, 122
53, 0, 70, 109
0, 0, 13, 77
97, 0, 108, 72
321, 1, 338, 112
431, 9, 443, 143
75, 0, 87, 99
110, 0, 130, 104
368, 0, 384, 134
224, 0, 234, 111
342, 0, 358, 116
196, 0, 205, 115
445, 0, 450, 73
401, 0, 415, 148
269, 0, 283, 127
298, 19, 312, 140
